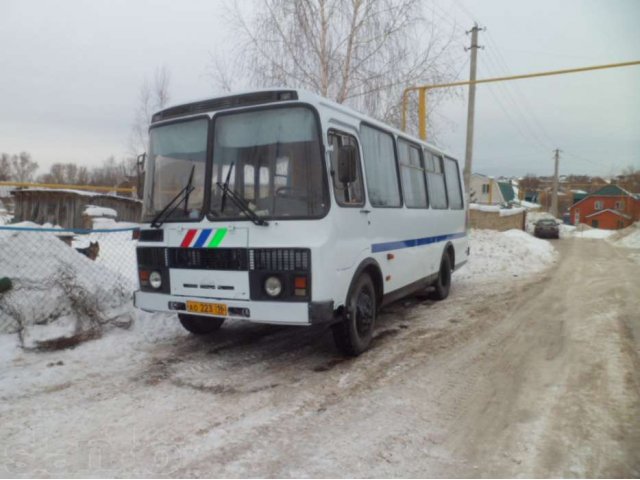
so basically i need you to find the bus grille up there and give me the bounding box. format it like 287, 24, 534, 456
167, 248, 248, 270
136, 247, 309, 272
137, 247, 168, 268
249, 248, 310, 272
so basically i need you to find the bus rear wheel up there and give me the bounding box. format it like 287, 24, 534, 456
178, 314, 225, 335
332, 273, 377, 356
431, 253, 452, 300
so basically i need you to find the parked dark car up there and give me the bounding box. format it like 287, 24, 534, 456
534, 219, 560, 239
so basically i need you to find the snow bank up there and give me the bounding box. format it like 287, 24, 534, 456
609, 223, 640, 249
0, 230, 133, 348
454, 229, 557, 285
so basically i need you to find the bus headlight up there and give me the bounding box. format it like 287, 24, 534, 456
264, 276, 282, 297
149, 271, 163, 289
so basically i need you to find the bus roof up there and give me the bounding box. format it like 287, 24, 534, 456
152, 88, 449, 157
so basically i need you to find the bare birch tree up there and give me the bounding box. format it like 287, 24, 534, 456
129, 66, 172, 156
210, 0, 462, 135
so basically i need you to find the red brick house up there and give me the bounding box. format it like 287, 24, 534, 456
569, 185, 640, 230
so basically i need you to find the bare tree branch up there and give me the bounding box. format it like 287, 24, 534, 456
128, 66, 171, 157
209, 0, 462, 136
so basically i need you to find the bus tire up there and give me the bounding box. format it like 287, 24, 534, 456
431, 253, 452, 301
178, 314, 224, 334
332, 273, 377, 356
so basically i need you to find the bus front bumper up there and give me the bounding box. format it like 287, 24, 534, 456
134, 291, 335, 326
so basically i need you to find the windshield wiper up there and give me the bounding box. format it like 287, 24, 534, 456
220, 162, 235, 214
215, 181, 268, 226
150, 165, 196, 228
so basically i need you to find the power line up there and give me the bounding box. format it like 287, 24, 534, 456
483, 31, 558, 148
451, 0, 479, 23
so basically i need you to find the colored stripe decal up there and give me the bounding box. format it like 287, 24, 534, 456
371, 232, 466, 253
193, 229, 213, 248
181, 229, 198, 247
207, 228, 228, 248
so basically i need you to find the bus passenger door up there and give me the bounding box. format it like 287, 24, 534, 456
327, 129, 370, 284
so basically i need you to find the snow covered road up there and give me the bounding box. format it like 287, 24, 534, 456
1, 237, 639, 477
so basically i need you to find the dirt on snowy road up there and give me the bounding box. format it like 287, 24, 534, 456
1, 238, 639, 477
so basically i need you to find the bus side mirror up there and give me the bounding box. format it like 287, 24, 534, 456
136, 153, 146, 170
337, 145, 357, 184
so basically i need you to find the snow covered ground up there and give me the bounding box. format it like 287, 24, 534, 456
2, 230, 638, 477
0, 227, 561, 475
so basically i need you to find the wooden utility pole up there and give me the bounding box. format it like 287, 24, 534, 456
551, 149, 561, 217
463, 24, 482, 196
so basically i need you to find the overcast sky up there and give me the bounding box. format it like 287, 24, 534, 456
1, 0, 639, 178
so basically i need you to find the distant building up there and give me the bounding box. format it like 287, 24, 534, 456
470, 174, 504, 205
568, 185, 640, 230
11, 188, 141, 229
470, 174, 540, 211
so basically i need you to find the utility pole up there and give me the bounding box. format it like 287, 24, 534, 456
551, 149, 561, 217
463, 23, 483, 197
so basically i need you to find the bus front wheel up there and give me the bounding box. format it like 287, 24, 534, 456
178, 314, 224, 335
431, 253, 452, 300
332, 273, 377, 356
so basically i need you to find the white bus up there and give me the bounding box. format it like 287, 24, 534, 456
134, 89, 469, 355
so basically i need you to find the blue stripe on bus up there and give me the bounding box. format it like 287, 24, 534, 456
193, 229, 213, 248
371, 232, 466, 253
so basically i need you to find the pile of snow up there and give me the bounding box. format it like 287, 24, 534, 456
573, 228, 615, 239
609, 222, 640, 249
454, 229, 557, 285
83, 205, 117, 218
0, 229, 134, 348
559, 224, 576, 238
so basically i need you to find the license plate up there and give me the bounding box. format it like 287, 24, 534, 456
186, 301, 228, 316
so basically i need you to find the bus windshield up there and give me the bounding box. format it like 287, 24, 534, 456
210, 107, 328, 220
143, 118, 208, 222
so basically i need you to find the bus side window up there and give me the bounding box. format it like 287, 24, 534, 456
443, 156, 463, 209
398, 139, 428, 208
360, 125, 401, 207
328, 131, 365, 207
425, 150, 448, 209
